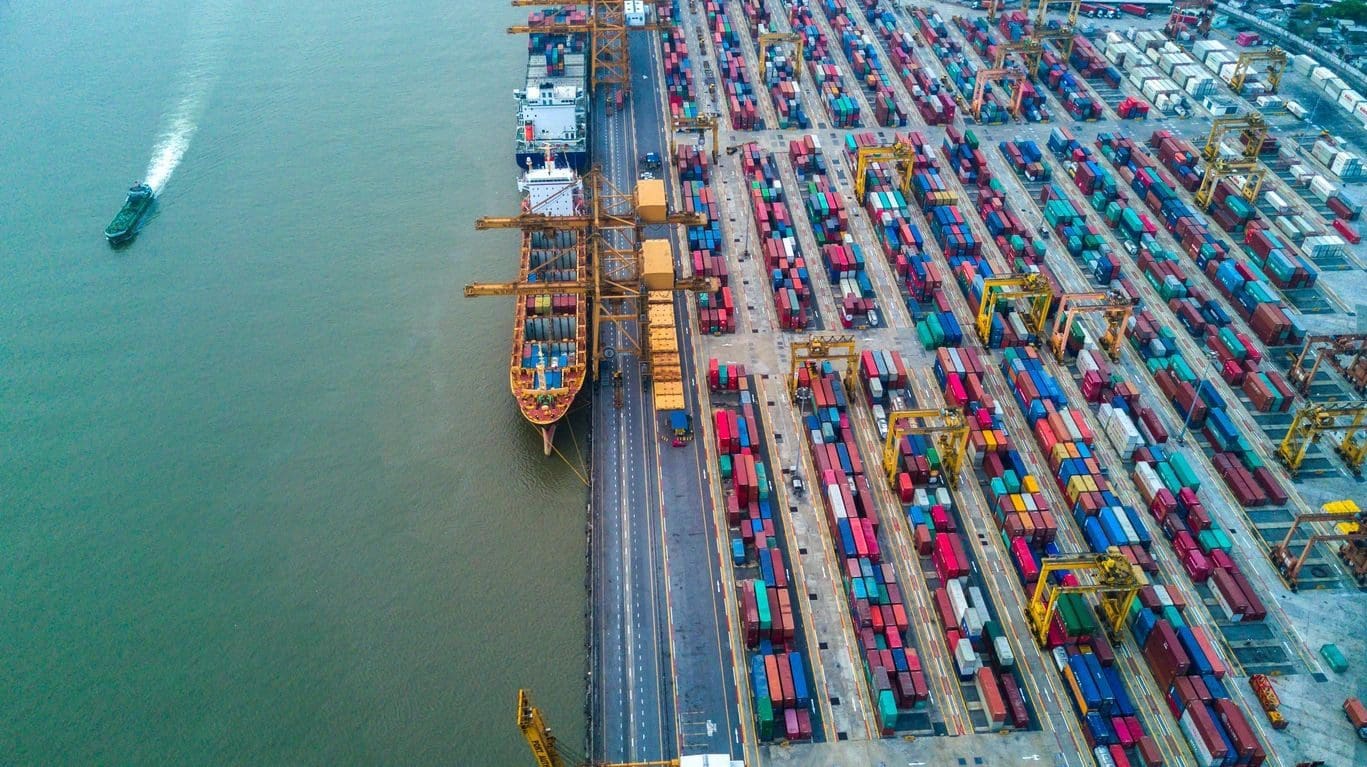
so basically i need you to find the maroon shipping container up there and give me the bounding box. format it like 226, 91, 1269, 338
1136, 734, 1164, 766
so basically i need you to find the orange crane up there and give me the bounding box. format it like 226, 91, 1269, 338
1049, 291, 1136, 361
972, 67, 1026, 122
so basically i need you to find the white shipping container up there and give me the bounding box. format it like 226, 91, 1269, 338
968, 585, 986, 611
1133, 461, 1163, 502
1264, 190, 1288, 211
993, 636, 1015, 668
827, 485, 848, 519
1193, 39, 1227, 58
947, 577, 969, 621
1324, 79, 1347, 100
934, 486, 952, 509
1286, 100, 1307, 120
1311, 66, 1335, 84
1340, 89, 1364, 113
1291, 53, 1316, 77
955, 638, 981, 678
1311, 175, 1337, 202
1179, 709, 1220, 767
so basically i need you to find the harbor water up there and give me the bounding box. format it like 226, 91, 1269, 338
0, 1, 587, 763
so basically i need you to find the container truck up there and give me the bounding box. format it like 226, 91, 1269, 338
1346, 696, 1367, 740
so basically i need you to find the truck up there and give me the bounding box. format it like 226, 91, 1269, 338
641, 151, 661, 171
1346, 696, 1367, 740
1119, 3, 1152, 18
1249, 674, 1288, 729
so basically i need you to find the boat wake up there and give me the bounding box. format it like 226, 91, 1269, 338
144, 0, 236, 194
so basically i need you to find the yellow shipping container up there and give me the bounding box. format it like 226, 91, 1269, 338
637, 180, 667, 223
642, 239, 674, 290
1022, 475, 1040, 493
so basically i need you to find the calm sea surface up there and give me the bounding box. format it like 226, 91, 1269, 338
1, 1, 587, 763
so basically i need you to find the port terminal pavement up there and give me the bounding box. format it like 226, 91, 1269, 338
584, 2, 1367, 766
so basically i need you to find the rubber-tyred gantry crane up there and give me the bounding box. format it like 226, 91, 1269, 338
758, 32, 804, 83
880, 408, 969, 489
1165, 0, 1213, 40
852, 143, 916, 202
1027, 548, 1141, 645
975, 273, 1053, 346
1231, 47, 1288, 95
1268, 501, 1366, 589
1276, 400, 1367, 476
670, 113, 720, 162
788, 335, 859, 395
1049, 290, 1135, 361
972, 67, 1026, 122
1287, 333, 1367, 394
506, 0, 676, 92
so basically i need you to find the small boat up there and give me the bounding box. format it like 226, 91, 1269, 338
105, 183, 155, 245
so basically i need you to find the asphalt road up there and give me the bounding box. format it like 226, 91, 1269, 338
588, 26, 740, 765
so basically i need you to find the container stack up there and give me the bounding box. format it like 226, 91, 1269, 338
1069, 35, 1124, 90
661, 27, 698, 121
705, 0, 760, 129
526, 7, 588, 74
925, 15, 1009, 125
797, 360, 930, 735
946, 128, 1052, 275
866, 350, 1031, 730
875, 8, 953, 125
822, 0, 907, 126
680, 146, 735, 334
784, 1, 859, 128
757, 18, 813, 131
711, 368, 816, 742
740, 143, 814, 330
844, 132, 945, 315
956, 15, 1049, 123
791, 136, 879, 328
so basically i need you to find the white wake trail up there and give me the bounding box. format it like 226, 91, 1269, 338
143, 1, 235, 194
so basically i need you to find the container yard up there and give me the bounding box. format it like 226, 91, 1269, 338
484, 2, 1367, 767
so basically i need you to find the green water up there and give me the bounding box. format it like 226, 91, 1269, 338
1, 1, 586, 763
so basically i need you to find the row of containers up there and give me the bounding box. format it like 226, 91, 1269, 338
1020, 130, 1301, 412
937, 340, 1273, 766
678, 143, 737, 334
526, 7, 587, 75
743, 1, 814, 129
866, 2, 958, 125
915, 128, 1279, 762
928, 345, 1172, 767
739, 142, 820, 331
1004, 12, 1113, 121
796, 360, 934, 735
708, 360, 819, 742
840, 131, 948, 319
782, 1, 858, 128
817, 0, 906, 126
860, 349, 1035, 733
1022, 129, 1298, 509
1139, 129, 1328, 295
788, 136, 882, 328
913, 11, 1016, 126
702, 0, 761, 129
662, 26, 700, 121
663, 31, 736, 335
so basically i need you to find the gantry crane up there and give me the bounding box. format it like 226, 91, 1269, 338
852, 143, 916, 203
1287, 334, 1367, 394
1230, 47, 1288, 94
972, 67, 1026, 122
758, 32, 805, 82
1165, 0, 1213, 40
506, 0, 675, 92
1276, 400, 1367, 476
466, 170, 708, 380
993, 38, 1045, 74
517, 689, 691, 767
1027, 548, 1141, 645
880, 408, 969, 489
1030, 0, 1083, 60
1194, 157, 1266, 211
1268, 501, 1367, 589
789, 335, 859, 396
1049, 291, 1135, 361
975, 273, 1054, 346
671, 114, 720, 162
1203, 112, 1270, 165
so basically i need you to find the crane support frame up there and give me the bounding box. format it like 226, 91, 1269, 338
1268, 503, 1366, 588
1276, 401, 1367, 476
789, 336, 859, 396
853, 144, 916, 202
1027, 549, 1141, 645
1049, 291, 1135, 361
881, 408, 969, 489
975, 274, 1054, 346
758, 32, 804, 83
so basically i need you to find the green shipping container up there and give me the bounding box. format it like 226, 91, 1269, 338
1170, 452, 1200, 491
878, 690, 900, 728
1162, 604, 1185, 629
755, 581, 771, 631
719, 455, 733, 480
755, 696, 775, 739
1321, 643, 1348, 673
756, 462, 770, 499
1198, 528, 1232, 552
965, 129, 980, 150
1156, 461, 1183, 495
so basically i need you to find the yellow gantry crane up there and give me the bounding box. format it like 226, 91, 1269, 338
1268, 501, 1366, 589
1230, 47, 1288, 94
466, 172, 707, 380
852, 143, 916, 202
758, 32, 804, 82
506, 0, 676, 92
1049, 291, 1135, 361
517, 690, 681, 767
972, 67, 1026, 122
993, 38, 1045, 73
670, 114, 720, 162
1194, 157, 1266, 211
1276, 401, 1367, 476
975, 273, 1054, 346
880, 408, 969, 489
1027, 548, 1141, 646
788, 335, 859, 395
1203, 112, 1269, 164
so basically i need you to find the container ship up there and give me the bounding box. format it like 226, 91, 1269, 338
516, 9, 589, 170
511, 153, 589, 454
